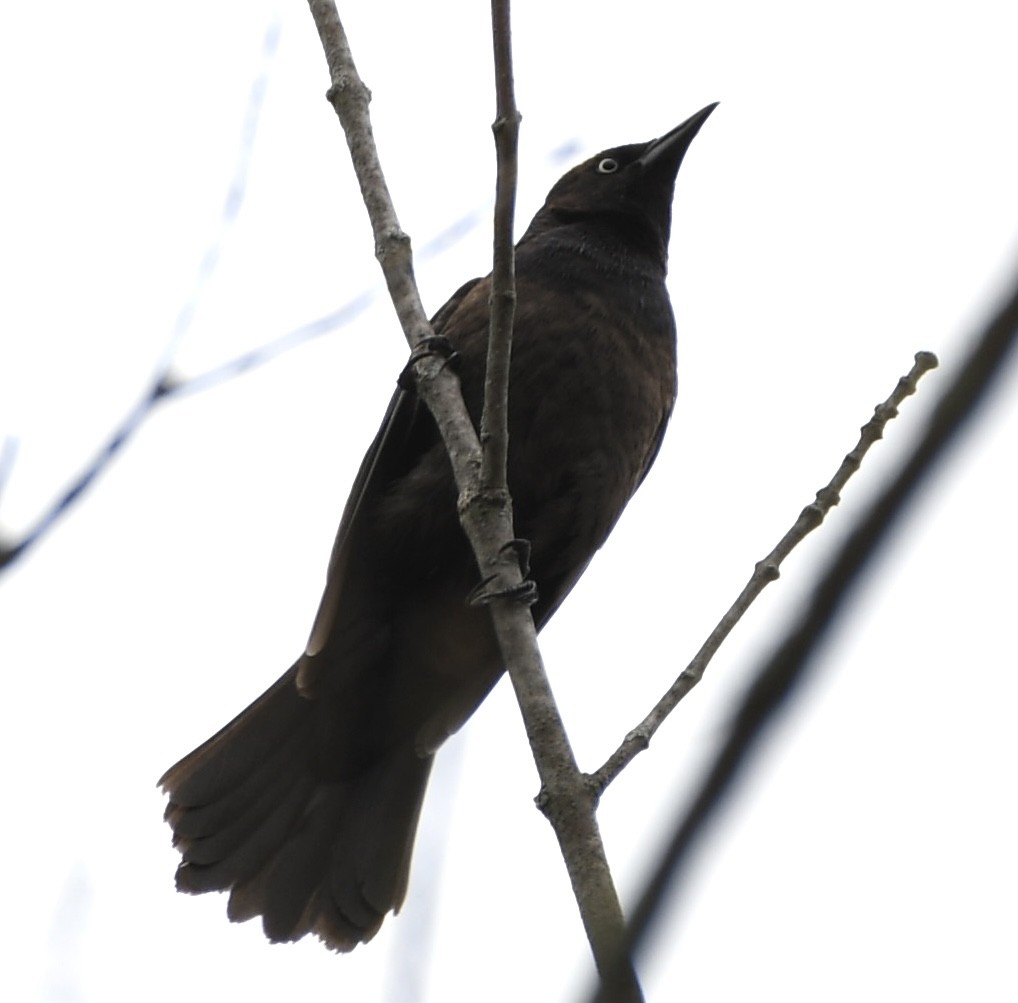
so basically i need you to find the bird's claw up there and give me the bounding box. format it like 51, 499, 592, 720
467, 538, 536, 605
467, 574, 539, 608
398, 335, 461, 390
501, 537, 532, 578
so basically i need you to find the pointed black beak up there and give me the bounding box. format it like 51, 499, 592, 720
638, 102, 718, 172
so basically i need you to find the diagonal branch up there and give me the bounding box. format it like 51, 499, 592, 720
592, 265, 1018, 1002
0, 18, 282, 573
590, 350, 940, 795
0, 37, 494, 576
306, 3, 641, 997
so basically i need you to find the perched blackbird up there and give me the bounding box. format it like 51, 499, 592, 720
160, 103, 716, 951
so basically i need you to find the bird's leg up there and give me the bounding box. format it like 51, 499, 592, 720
397, 335, 461, 390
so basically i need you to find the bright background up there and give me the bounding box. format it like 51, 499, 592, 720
2, 3, 1017, 1001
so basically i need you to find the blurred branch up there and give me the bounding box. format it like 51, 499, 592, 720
158, 17, 282, 371
307, 2, 641, 997
0, 0, 579, 576
592, 264, 1018, 1002
0, 18, 282, 572
0, 40, 506, 573
0, 437, 18, 505
590, 350, 939, 795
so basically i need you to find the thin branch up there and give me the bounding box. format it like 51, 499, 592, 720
307, 4, 641, 997
0, 145, 496, 570
161, 291, 379, 397
590, 350, 940, 795
592, 264, 1018, 1003
484, 9, 639, 992
479, 0, 521, 493
167, 211, 489, 396
309, 0, 477, 469
158, 17, 282, 371
0, 385, 160, 570
0, 11, 566, 575
0, 19, 281, 572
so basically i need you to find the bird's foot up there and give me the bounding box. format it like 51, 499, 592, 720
501, 537, 532, 578
468, 539, 538, 607
398, 335, 461, 390
468, 575, 539, 607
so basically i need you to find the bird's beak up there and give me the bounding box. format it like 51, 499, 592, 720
638, 102, 719, 172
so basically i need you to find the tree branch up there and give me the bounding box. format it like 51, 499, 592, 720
0, 53, 505, 575
306, 3, 641, 997
480, 0, 521, 494
0, 18, 282, 572
592, 264, 1018, 1002
590, 350, 940, 795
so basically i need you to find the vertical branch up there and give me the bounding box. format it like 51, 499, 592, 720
480, 4, 643, 1000
306, 4, 642, 998
480, 0, 521, 492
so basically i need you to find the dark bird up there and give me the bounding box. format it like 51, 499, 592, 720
159, 102, 716, 951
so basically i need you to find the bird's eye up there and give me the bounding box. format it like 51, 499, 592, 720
596, 158, 619, 174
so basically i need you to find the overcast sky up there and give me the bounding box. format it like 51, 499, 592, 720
2, 3, 1018, 1001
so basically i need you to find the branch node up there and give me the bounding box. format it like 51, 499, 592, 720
534, 786, 551, 816
797, 502, 824, 531
375, 227, 411, 265
873, 401, 899, 423
814, 485, 841, 511
326, 76, 369, 103
458, 484, 509, 516
491, 110, 523, 136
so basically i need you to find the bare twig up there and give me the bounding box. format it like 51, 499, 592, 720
592, 266, 1018, 1002
0, 387, 163, 571
0, 135, 497, 571
486, 4, 640, 996
159, 18, 282, 372
309, 0, 480, 479
590, 350, 939, 795
307, 3, 641, 997
0, 4, 575, 577
0, 19, 281, 572
480, 0, 521, 493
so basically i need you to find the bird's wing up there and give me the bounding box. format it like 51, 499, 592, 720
302, 385, 418, 661
636, 405, 674, 490
300, 277, 484, 676
531, 403, 675, 632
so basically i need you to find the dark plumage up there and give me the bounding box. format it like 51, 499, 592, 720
159, 103, 716, 950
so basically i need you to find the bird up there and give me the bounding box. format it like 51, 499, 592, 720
159, 102, 717, 952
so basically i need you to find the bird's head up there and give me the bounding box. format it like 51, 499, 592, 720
526, 102, 717, 261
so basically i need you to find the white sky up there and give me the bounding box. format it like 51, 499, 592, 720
2, 2, 1018, 1001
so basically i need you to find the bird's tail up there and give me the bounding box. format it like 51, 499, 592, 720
158, 666, 433, 950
